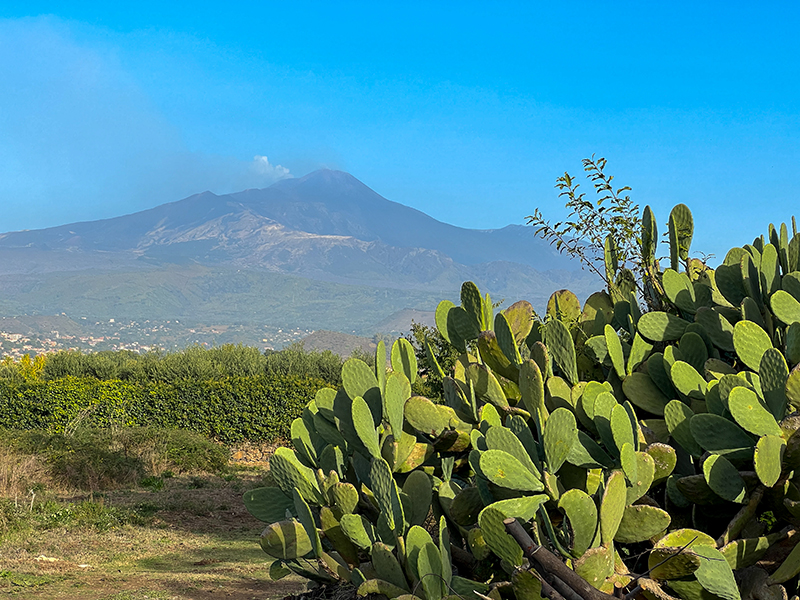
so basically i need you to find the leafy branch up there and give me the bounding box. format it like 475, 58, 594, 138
527, 156, 641, 286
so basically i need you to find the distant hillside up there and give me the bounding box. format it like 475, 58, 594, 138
0, 170, 600, 338
298, 330, 377, 358
371, 309, 436, 335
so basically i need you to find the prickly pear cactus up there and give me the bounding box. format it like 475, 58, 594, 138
244, 202, 800, 600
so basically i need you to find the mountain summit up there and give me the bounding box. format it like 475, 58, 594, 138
0, 170, 598, 332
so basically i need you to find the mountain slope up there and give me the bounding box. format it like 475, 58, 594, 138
0, 170, 599, 335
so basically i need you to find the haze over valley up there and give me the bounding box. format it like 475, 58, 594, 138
0, 169, 597, 352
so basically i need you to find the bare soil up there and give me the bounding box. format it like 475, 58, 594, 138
0, 453, 307, 600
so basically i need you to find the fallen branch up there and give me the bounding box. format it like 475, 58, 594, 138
503, 518, 617, 600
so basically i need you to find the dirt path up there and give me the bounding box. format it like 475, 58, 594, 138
0, 466, 307, 600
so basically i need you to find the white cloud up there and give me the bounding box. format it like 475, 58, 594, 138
251, 155, 291, 181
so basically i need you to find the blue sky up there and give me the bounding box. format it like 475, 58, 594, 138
1, 2, 799, 262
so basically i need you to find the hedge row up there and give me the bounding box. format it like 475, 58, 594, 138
0, 375, 331, 444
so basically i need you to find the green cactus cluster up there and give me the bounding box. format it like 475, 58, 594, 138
243, 204, 800, 600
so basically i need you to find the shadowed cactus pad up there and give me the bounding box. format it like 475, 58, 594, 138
615, 505, 671, 543
261, 520, 313, 560
733, 320, 773, 372
703, 454, 746, 503
637, 311, 690, 342
480, 449, 544, 491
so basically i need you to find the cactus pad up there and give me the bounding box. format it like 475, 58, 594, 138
771, 289, 800, 325
477, 505, 523, 566
733, 320, 773, 372
605, 324, 626, 379
614, 505, 671, 543
543, 407, 578, 473
787, 364, 800, 410
480, 449, 544, 491
664, 400, 703, 456
466, 363, 509, 408
573, 545, 614, 590
270, 447, 321, 504
755, 435, 786, 488
417, 542, 444, 600
546, 318, 579, 385
728, 386, 782, 436
648, 546, 702, 580
703, 454, 746, 503
646, 443, 677, 484
243, 487, 296, 523
760, 348, 789, 421
600, 470, 626, 545
340, 514, 377, 550
260, 520, 313, 560
405, 395, 448, 437
690, 413, 756, 461
370, 543, 409, 591
502, 300, 535, 343
352, 396, 382, 459
485, 425, 540, 477
626, 451, 656, 505
342, 358, 382, 423
402, 470, 432, 526
391, 338, 418, 384
558, 488, 598, 556
670, 360, 707, 401
637, 311, 690, 342
384, 372, 410, 437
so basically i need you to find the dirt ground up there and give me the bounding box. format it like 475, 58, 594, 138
0, 455, 308, 600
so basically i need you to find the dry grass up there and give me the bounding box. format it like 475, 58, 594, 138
0, 432, 297, 599
0, 466, 303, 599
0, 444, 50, 497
